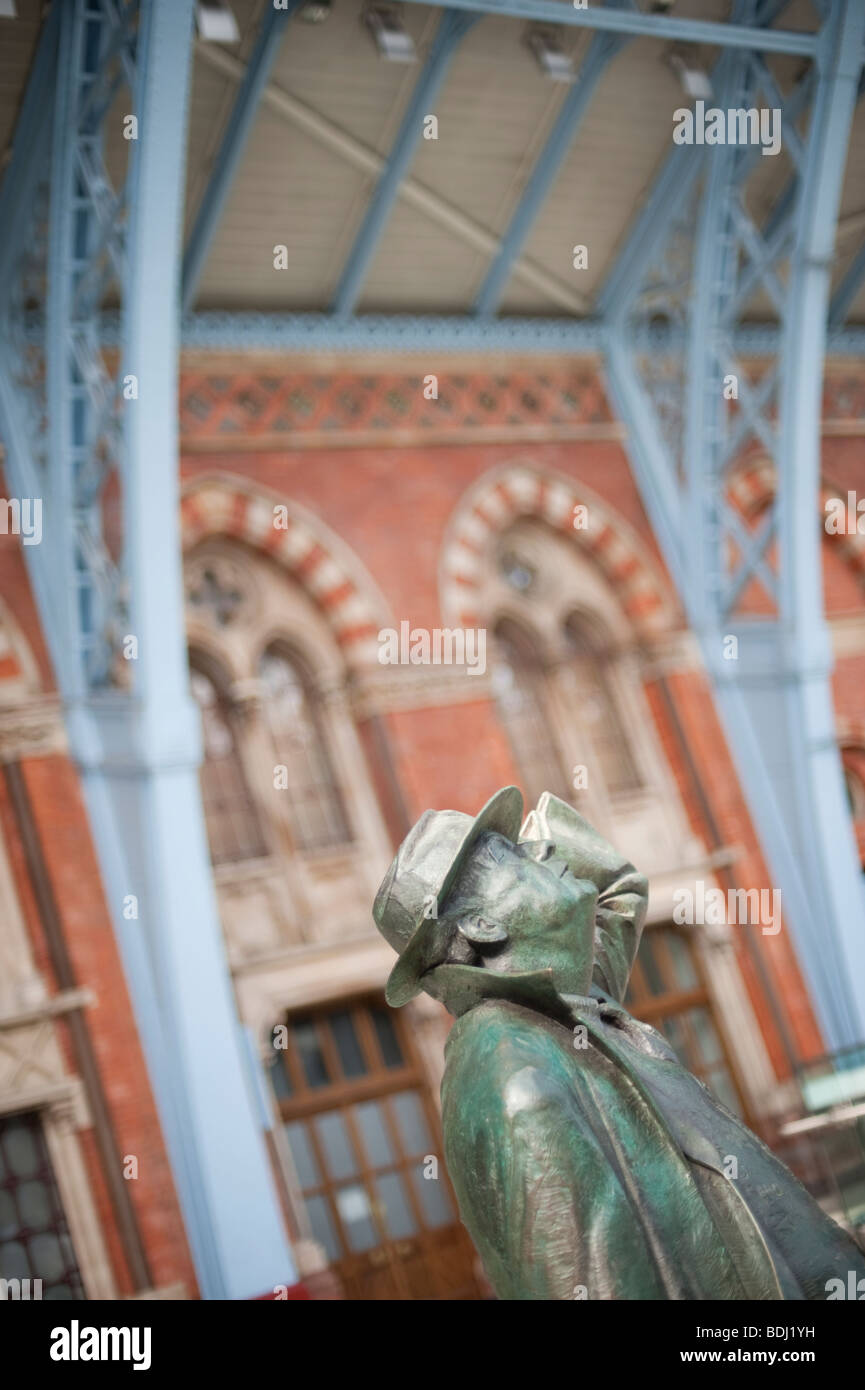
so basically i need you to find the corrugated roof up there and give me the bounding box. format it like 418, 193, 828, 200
2, 0, 864, 320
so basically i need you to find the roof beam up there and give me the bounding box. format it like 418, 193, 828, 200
182, 2, 297, 311
397, 0, 818, 57
474, 27, 625, 317
332, 9, 477, 317
169, 311, 865, 355
195, 40, 587, 313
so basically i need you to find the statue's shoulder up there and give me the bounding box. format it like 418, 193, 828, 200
444, 1000, 574, 1101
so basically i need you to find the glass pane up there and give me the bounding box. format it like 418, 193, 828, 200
390, 1092, 432, 1157
411, 1161, 454, 1228
690, 1006, 723, 1066
335, 1184, 377, 1252
492, 621, 569, 805
315, 1112, 357, 1181
0, 1240, 30, 1280
284, 1122, 320, 1190
29, 1232, 64, 1282
330, 1011, 366, 1079
0, 1191, 16, 1240
352, 1101, 395, 1168
666, 932, 700, 991
3, 1123, 39, 1179
0, 1113, 84, 1298
259, 648, 351, 850
306, 1195, 340, 1262
637, 934, 665, 996
707, 1067, 742, 1116
659, 1014, 686, 1062
375, 1172, 417, 1239
190, 664, 266, 865
371, 1007, 403, 1068
267, 1055, 293, 1102
293, 1020, 329, 1088
16, 1181, 51, 1230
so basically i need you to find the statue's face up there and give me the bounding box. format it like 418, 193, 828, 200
449, 830, 597, 990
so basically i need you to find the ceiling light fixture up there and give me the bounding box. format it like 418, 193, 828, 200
196, 1, 240, 43
526, 26, 574, 84
363, 5, 417, 64
667, 47, 713, 101
298, 0, 332, 21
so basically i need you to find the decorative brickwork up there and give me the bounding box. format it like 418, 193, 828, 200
439, 463, 675, 640
178, 367, 619, 449
180, 478, 389, 665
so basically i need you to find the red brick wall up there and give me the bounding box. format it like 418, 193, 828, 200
178, 361, 865, 1080
17, 754, 198, 1296
0, 521, 197, 1297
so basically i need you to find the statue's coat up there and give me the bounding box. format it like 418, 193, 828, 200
427, 795, 865, 1300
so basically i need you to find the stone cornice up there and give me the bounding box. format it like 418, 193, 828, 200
0, 697, 67, 764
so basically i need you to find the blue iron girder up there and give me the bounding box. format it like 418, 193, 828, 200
0, 0, 296, 1299
182, 0, 299, 312
397, 0, 819, 56
166, 311, 865, 355
473, 24, 626, 317
604, 0, 865, 1052
332, 8, 477, 316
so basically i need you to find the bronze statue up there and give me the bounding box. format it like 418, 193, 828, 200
373, 787, 865, 1300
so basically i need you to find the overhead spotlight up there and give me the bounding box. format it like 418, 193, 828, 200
667, 47, 713, 101
526, 26, 574, 84
298, 0, 332, 21
196, 1, 240, 43
363, 5, 417, 63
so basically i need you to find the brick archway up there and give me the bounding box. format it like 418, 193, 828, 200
180, 477, 389, 667
439, 464, 675, 638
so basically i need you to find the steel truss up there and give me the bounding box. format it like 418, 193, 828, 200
603, 0, 865, 1050
0, 0, 294, 1297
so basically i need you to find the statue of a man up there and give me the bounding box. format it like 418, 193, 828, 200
373, 786, 865, 1300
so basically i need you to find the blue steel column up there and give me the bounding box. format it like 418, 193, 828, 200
0, 0, 296, 1298
87, 0, 295, 1298
603, 1, 865, 1050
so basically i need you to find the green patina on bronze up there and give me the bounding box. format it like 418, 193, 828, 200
373, 786, 865, 1301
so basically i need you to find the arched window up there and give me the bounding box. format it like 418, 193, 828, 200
491, 619, 569, 806
259, 645, 352, 851
190, 655, 267, 865
563, 612, 642, 795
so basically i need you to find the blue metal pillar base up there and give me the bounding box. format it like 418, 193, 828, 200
68, 695, 295, 1299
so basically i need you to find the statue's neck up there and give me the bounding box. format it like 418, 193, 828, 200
481, 942, 591, 999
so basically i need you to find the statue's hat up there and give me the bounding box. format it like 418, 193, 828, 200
372, 786, 524, 1007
